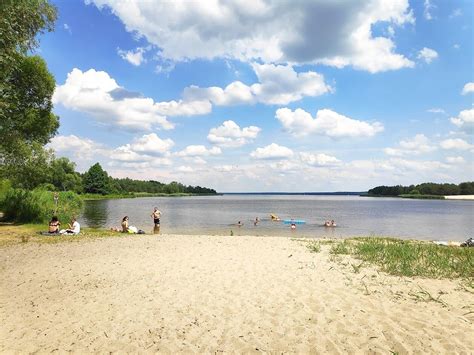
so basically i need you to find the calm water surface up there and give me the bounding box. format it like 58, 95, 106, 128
80, 195, 473, 241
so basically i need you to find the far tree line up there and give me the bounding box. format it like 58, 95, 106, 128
4, 158, 216, 196
368, 182, 474, 197
82, 162, 216, 195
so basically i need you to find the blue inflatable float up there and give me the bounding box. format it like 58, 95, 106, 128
282, 219, 306, 224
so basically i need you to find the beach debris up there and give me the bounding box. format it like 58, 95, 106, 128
460, 237, 474, 247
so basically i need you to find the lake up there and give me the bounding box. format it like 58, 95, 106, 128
80, 195, 474, 241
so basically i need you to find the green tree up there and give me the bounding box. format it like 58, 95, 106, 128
83, 163, 111, 195
5, 143, 54, 189
50, 157, 83, 193
0, 0, 57, 70
0, 0, 58, 187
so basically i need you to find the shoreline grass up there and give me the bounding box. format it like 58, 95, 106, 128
365, 194, 445, 200
399, 194, 445, 200
307, 237, 473, 279
0, 224, 127, 247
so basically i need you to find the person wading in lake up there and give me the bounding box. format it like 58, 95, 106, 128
151, 207, 162, 227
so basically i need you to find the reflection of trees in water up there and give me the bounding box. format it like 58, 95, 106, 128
81, 200, 108, 228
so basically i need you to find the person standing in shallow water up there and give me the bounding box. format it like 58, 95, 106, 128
151, 207, 162, 227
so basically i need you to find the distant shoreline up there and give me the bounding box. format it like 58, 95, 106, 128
221, 192, 365, 196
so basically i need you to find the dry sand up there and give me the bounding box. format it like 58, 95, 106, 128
445, 195, 474, 200
1, 235, 473, 353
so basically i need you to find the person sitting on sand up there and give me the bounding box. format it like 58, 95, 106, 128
119, 216, 142, 234
237, 221, 243, 227
60, 217, 80, 235
48, 216, 60, 234
121, 216, 129, 233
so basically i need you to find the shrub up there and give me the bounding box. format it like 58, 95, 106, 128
0, 188, 82, 224
0, 179, 12, 200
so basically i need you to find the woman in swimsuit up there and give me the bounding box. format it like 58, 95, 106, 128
48, 216, 60, 234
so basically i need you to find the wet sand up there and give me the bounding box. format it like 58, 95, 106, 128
1, 235, 473, 353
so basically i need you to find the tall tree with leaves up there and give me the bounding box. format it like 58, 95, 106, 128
0, 0, 58, 186
83, 163, 111, 195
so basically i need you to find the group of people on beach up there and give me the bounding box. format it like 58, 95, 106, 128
47, 216, 80, 235
47, 207, 162, 236
110, 207, 162, 234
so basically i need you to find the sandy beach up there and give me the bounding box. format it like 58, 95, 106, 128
445, 195, 474, 200
1, 234, 473, 353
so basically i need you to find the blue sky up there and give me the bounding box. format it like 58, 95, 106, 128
42, 0, 473, 192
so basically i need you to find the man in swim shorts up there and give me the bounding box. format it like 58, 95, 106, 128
151, 207, 161, 227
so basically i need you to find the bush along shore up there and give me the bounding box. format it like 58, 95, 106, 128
0, 188, 82, 224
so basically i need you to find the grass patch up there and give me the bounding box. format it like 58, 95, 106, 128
399, 194, 445, 200
352, 237, 473, 279
316, 237, 474, 279
330, 240, 354, 255
307, 241, 321, 253
0, 224, 132, 247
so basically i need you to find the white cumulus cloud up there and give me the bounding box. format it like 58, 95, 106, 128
184, 81, 254, 106
461, 82, 474, 95
176, 145, 222, 157
417, 47, 438, 64
87, 0, 415, 73
207, 120, 261, 148
299, 152, 341, 167
275, 108, 383, 138
250, 143, 293, 160
49, 134, 106, 160
109, 133, 174, 168
384, 134, 436, 156
423, 0, 435, 20
117, 47, 147, 66
128, 133, 174, 156
53, 68, 210, 131
176, 166, 194, 173
250, 63, 332, 104
440, 138, 473, 151
153, 100, 212, 117
446, 156, 465, 164
450, 108, 474, 132
184, 63, 332, 106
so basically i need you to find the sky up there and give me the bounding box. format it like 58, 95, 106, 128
41, 0, 473, 192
